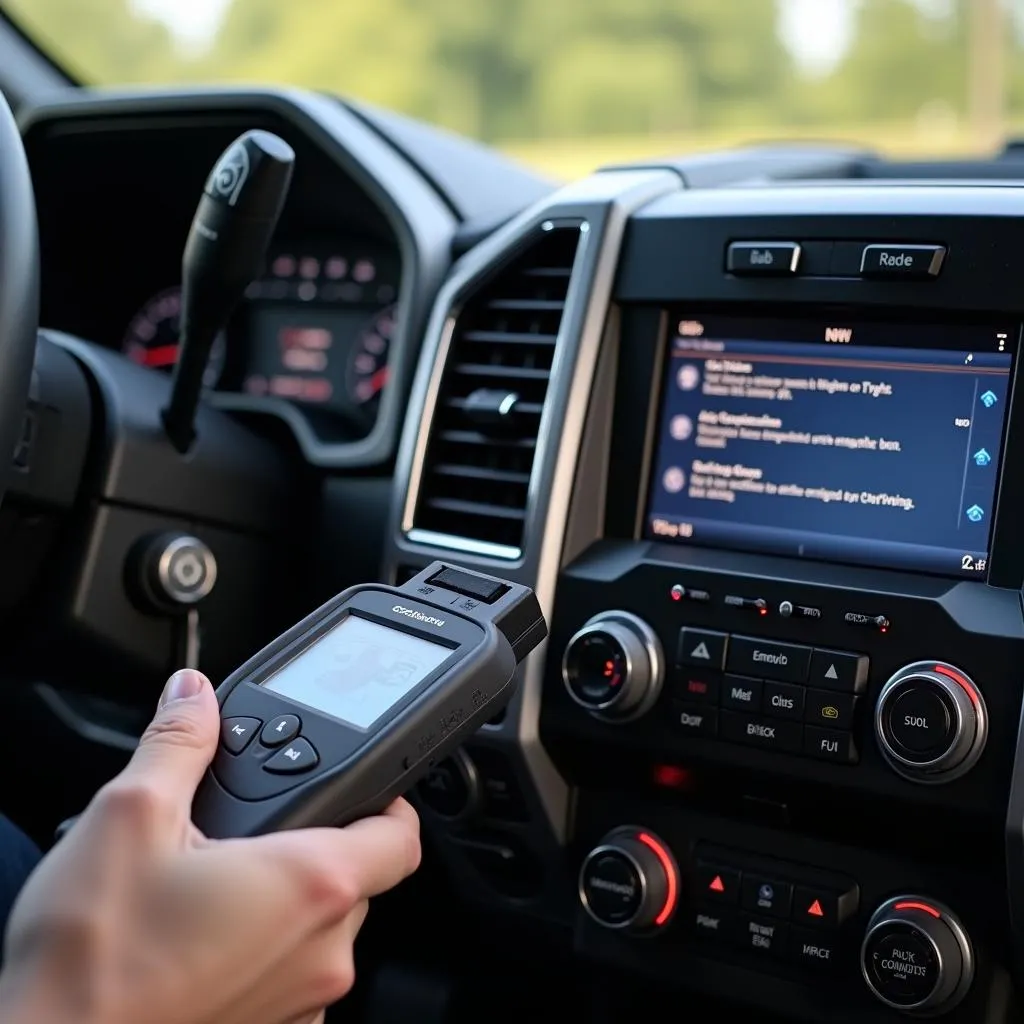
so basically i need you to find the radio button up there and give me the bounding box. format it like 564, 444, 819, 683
726, 636, 810, 683
726, 241, 801, 276
263, 737, 319, 774
805, 689, 856, 729
670, 669, 719, 704
677, 628, 727, 670
804, 726, 859, 764
721, 711, 802, 753
671, 702, 718, 738
741, 875, 793, 918
860, 243, 946, 279
809, 649, 869, 693
763, 681, 805, 720
721, 675, 762, 712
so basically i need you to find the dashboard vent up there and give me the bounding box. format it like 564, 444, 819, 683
412, 223, 584, 556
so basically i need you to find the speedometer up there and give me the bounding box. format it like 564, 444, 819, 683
346, 305, 394, 408
122, 287, 226, 388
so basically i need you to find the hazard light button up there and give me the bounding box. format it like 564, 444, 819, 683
697, 863, 740, 905
809, 649, 869, 693
677, 628, 728, 671
793, 882, 858, 929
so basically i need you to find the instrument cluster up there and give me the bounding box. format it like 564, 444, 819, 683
121, 241, 400, 440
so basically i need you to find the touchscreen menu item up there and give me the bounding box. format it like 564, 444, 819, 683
645, 313, 1016, 577
262, 614, 452, 729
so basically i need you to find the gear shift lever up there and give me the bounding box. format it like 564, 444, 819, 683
162, 129, 295, 452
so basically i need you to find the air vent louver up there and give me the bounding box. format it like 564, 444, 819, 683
412, 223, 583, 555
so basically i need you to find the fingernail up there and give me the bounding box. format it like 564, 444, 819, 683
161, 669, 205, 706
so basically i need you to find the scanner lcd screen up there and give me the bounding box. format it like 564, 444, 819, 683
261, 614, 452, 729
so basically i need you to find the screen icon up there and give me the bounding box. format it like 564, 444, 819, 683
965, 504, 985, 524
980, 390, 998, 409
662, 467, 686, 494
973, 448, 992, 467
676, 364, 701, 391
670, 415, 693, 441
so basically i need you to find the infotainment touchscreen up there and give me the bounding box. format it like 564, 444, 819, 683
645, 313, 1017, 578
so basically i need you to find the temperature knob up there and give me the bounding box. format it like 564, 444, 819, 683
562, 611, 663, 722
875, 661, 987, 783
861, 896, 973, 1015
578, 826, 680, 933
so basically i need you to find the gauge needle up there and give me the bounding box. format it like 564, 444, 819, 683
366, 366, 389, 397
141, 343, 180, 368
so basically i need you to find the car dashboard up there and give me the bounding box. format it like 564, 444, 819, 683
15, 86, 1024, 1024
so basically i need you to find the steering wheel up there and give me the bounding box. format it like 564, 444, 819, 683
0, 91, 40, 506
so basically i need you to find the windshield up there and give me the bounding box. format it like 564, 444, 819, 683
4, 0, 1023, 178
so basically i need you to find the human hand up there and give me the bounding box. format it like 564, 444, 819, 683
0, 669, 421, 1024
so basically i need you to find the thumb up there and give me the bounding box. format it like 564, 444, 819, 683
121, 669, 220, 808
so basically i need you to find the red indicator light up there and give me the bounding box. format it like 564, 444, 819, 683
637, 832, 678, 926
603, 660, 615, 677
759, 606, 768, 616
708, 874, 726, 893
894, 900, 941, 919
670, 584, 685, 602
933, 664, 980, 706
653, 764, 691, 789
807, 899, 824, 918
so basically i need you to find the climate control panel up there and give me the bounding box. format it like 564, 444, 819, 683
576, 827, 976, 1018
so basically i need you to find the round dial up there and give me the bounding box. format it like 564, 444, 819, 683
122, 287, 226, 388
562, 611, 664, 721
861, 896, 973, 1015
578, 826, 680, 933
345, 304, 394, 410
874, 661, 988, 783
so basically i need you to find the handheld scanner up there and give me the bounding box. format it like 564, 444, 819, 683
192, 562, 546, 838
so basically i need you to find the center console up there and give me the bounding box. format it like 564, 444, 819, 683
387, 171, 1024, 1021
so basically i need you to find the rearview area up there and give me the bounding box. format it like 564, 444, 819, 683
646, 314, 1016, 578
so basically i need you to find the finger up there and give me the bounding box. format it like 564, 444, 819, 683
118, 670, 220, 809
382, 796, 419, 830
252, 810, 421, 904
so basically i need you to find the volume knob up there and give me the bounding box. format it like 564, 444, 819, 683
578, 826, 680, 933
861, 896, 973, 1015
875, 661, 987, 783
562, 611, 664, 722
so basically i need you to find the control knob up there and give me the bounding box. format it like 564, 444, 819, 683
861, 896, 973, 1015
562, 611, 664, 721
874, 661, 987, 783
578, 826, 679, 933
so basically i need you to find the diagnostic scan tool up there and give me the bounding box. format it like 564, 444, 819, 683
192, 562, 546, 837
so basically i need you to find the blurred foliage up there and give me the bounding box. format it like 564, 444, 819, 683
6, 0, 1024, 172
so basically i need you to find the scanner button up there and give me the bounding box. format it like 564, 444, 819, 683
263, 738, 319, 774
221, 717, 261, 754
261, 714, 301, 747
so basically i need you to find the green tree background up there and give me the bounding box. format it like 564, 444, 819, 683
7, 0, 1024, 173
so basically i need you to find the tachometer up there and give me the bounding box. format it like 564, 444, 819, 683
346, 305, 394, 408
122, 286, 226, 388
